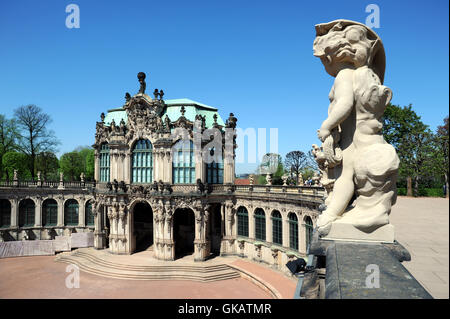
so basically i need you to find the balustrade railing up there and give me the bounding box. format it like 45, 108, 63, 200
0, 179, 94, 189
0, 178, 323, 200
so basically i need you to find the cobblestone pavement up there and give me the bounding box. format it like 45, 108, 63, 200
390, 196, 449, 299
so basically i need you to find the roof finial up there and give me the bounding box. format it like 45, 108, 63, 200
180, 105, 186, 117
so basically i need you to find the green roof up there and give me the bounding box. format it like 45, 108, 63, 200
103, 98, 225, 128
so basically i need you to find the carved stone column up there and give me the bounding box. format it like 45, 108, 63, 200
35, 197, 42, 227
57, 196, 64, 227
94, 152, 100, 182
94, 204, 106, 249
164, 205, 175, 260
266, 209, 272, 243
248, 206, 255, 239
78, 198, 85, 227
165, 150, 172, 184
10, 198, 18, 228
282, 216, 290, 250
193, 206, 209, 262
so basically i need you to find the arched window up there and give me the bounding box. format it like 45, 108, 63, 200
305, 216, 313, 250
99, 143, 110, 182
172, 140, 195, 184
64, 199, 79, 226
237, 206, 249, 237
206, 148, 223, 184
132, 139, 153, 183
42, 199, 58, 226
85, 201, 95, 226
19, 199, 35, 227
289, 213, 299, 250
254, 208, 266, 241
0, 199, 11, 228
271, 210, 282, 245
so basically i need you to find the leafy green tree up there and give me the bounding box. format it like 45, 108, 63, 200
0, 115, 20, 180
85, 149, 95, 180
59, 152, 83, 181
432, 116, 449, 197
35, 152, 59, 180
257, 153, 285, 185
382, 104, 435, 196
14, 104, 60, 179
301, 167, 316, 181
74, 146, 95, 180
2, 151, 31, 180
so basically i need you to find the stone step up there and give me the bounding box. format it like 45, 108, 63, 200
55, 251, 240, 282
72, 250, 231, 273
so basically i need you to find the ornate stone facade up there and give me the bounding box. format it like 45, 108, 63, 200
0, 72, 323, 275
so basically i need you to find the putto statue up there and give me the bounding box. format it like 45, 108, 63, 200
312, 20, 399, 241
137, 72, 146, 94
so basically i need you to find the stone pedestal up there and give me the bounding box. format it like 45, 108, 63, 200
298, 231, 432, 299
321, 221, 395, 243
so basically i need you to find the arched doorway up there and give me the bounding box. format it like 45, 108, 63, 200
209, 204, 222, 256
173, 208, 195, 258
133, 202, 154, 252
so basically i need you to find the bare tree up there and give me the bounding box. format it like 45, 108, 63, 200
14, 105, 59, 179
284, 151, 310, 184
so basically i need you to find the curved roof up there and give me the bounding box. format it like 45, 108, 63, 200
103, 98, 225, 128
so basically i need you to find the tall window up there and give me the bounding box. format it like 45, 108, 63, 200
289, 213, 299, 250
42, 199, 58, 226
305, 216, 313, 251
19, 199, 35, 227
254, 208, 266, 241
64, 199, 79, 226
132, 139, 153, 183
206, 148, 223, 184
0, 199, 11, 228
99, 143, 110, 182
85, 201, 95, 226
271, 210, 282, 245
172, 140, 195, 184
237, 206, 249, 237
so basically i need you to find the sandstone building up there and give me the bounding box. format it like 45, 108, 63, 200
0, 73, 322, 274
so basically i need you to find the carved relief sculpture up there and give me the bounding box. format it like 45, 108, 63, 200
312, 20, 399, 241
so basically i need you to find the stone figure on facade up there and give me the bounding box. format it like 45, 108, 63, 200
225, 113, 237, 128
196, 179, 205, 194
312, 19, 399, 239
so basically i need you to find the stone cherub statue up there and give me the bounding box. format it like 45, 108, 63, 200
312, 20, 399, 240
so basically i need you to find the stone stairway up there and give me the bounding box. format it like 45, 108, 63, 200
55, 248, 241, 282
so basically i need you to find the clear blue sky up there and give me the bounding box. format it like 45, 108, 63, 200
0, 0, 448, 174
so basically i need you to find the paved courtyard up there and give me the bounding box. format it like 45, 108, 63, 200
0, 196, 447, 299
390, 196, 449, 299
0, 255, 275, 299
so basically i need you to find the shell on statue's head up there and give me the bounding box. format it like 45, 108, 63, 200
313, 19, 386, 84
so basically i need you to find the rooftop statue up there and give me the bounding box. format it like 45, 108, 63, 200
137, 72, 146, 94
312, 20, 399, 241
